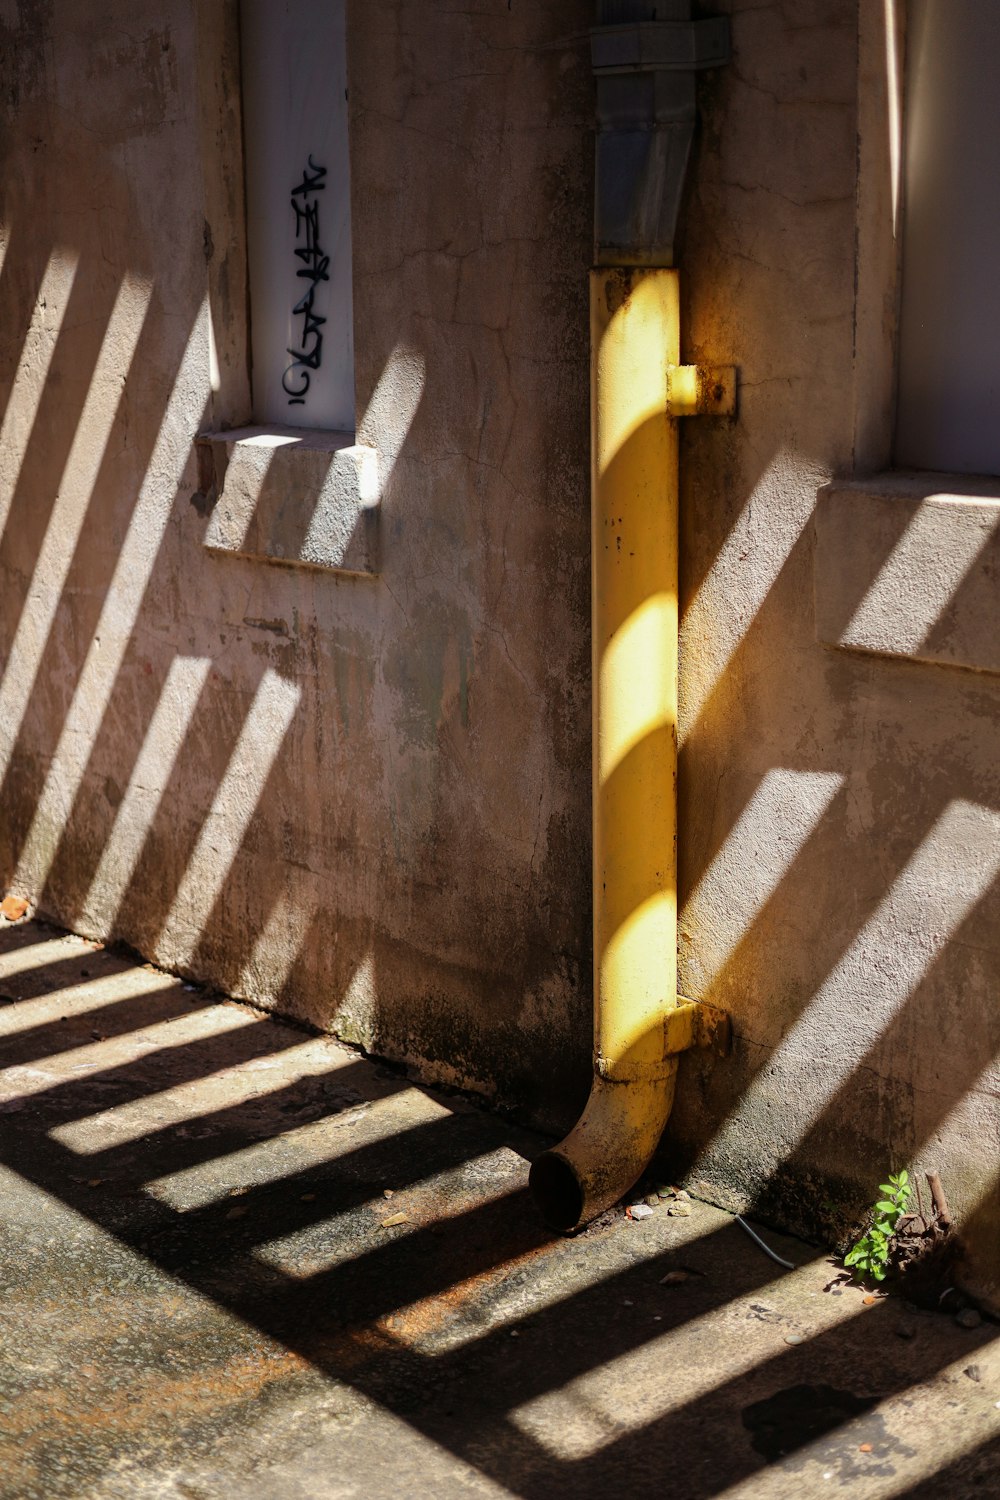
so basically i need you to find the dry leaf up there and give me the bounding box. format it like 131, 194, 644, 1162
381, 1212, 408, 1228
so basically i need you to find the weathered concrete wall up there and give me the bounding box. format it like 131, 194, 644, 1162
1, 0, 997, 1306
0, 0, 594, 1132
669, 0, 1000, 1306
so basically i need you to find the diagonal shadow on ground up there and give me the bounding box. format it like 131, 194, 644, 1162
1, 925, 997, 1500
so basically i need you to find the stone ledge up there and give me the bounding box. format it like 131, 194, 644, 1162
815, 472, 1000, 674
196, 425, 380, 577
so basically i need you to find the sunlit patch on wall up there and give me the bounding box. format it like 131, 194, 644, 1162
695, 797, 1000, 1180
237, 879, 321, 1001
680, 449, 821, 744
0, 247, 81, 546
357, 342, 426, 489
158, 666, 302, 966
841, 495, 1000, 655
680, 768, 844, 992
81, 654, 213, 927
10, 301, 213, 895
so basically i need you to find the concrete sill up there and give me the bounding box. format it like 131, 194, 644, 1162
196, 425, 380, 577
815, 472, 1000, 675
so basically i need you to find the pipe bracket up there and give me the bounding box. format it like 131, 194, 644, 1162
666, 995, 732, 1056
665, 363, 737, 417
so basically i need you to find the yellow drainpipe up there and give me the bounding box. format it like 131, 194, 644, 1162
529, 267, 732, 1232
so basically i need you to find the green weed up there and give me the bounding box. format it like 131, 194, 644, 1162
844, 1170, 911, 1283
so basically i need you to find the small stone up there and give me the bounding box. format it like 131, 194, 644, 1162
623, 1299, 634, 1307
896, 1318, 917, 1339
673, 1189, 691, 1203
300, 1192, 316, 1202
784, 1333, 805, 1346
381, 1212, 408, 1229
0, 896, 28, 921
656, 1184, 675, 1199
964, 1364, 982, 1383
667, 1203, 692, 1217
646, 1194, 660, 1207
629, 1203, 654, 1220
956, 1308, 982, 1329
859, 1443, 873, 1454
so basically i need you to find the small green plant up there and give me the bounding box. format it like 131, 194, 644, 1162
844, 1170, 911, 1283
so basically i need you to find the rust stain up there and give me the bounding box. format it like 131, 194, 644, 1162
0, 1347, 311, 1447
374, 1236, 557, 1345
304, 1324, 397, 1373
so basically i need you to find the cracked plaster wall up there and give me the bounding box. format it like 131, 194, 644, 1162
1, 0, 997, 1302
0, 0, 594, 1133
669, 0, 999, 1305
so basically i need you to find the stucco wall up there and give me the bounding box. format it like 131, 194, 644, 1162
1, 0, 996, 1304
0, 0, 594, 1132
670, 0, 999, 1305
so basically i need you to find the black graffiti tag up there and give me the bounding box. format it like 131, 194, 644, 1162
283, 155, 328, 405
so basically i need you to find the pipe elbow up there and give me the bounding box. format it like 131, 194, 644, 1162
529, 1063, 678, 1232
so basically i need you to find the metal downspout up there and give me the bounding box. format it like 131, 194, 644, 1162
530, 1, 733, 1233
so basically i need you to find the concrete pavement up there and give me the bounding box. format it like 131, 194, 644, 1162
0, 918, 997, 1499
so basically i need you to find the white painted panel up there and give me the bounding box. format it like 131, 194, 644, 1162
896, 0, 1000, 473
241, 0, 354, 431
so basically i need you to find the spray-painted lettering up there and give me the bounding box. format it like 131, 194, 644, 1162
283, 155, 328, 405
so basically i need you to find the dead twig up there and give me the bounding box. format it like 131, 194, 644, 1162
926, 1170, 952, 1229
889, 1170, 958, 1307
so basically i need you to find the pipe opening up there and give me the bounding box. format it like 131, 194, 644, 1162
529, 1150, 584, 1233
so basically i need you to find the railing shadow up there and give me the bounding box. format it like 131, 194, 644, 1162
1, 926, 997, 1498
0, 10, 997, 1495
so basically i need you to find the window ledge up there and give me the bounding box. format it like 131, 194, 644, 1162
815, 472, 1000, 675
196, 425, 380, 577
